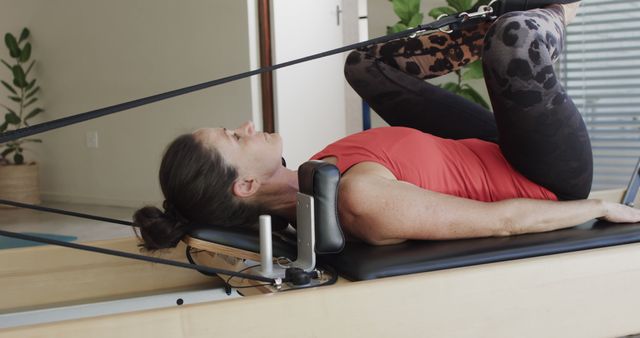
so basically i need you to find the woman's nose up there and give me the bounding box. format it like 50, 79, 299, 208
239, 121, 255, 136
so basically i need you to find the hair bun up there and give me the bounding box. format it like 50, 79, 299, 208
133, 206, 186, 250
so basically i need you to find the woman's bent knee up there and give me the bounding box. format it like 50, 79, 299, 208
344, 50, 379, 94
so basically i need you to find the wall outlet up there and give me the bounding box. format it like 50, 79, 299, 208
86, 131, 99, 148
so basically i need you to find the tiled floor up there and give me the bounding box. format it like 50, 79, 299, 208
0, 202, 137, 243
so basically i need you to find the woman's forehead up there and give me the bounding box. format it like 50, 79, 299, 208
193, 127, 221, 140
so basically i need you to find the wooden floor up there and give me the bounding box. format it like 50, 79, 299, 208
0, 201, 135, 243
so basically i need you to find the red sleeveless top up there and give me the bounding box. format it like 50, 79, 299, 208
310, 127, 557, 202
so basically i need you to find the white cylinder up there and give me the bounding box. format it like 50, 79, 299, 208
259, 215, 273, 276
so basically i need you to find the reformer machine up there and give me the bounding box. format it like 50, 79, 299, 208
3, 0, 640, 336
184, 159, 640, 292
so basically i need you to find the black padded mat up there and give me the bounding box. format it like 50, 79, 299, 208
189, 220, 640, 282
323, 220, 640, 281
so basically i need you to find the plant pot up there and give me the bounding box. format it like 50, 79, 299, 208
0, 163, 41, 208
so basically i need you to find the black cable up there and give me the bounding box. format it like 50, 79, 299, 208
225, 264, 272, 289
0, 14, 471, 144
186, 246, 219, 277
0, 202, 337, 288
0, 199, 134, 227
0, 229, 276, 284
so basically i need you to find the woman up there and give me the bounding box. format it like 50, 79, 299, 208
134, 3, 640, 249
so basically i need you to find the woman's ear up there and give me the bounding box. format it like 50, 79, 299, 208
232, 178, 261, 198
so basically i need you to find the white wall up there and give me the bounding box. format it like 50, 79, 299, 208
367, 0, 491, 128
0, 0, 256, 207
343, 0, 364, 135
271, 0, 348, 168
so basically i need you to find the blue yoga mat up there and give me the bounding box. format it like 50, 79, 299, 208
0, 232, 77, 250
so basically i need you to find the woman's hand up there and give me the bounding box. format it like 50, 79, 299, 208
599, 202, 640, 223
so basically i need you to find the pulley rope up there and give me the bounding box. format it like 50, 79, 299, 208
0, 229, 276, 284
0, 10, 496, 228
0, 198, 133, 226
0, 14, 475, 144
0, 7, 498, 285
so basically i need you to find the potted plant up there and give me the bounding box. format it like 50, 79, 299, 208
0, 28, 44, 206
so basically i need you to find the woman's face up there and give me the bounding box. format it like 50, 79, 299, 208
193, 121, 283, 180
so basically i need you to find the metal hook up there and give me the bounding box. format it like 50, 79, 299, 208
437, 13, 454, 34
436, 1, 497, 34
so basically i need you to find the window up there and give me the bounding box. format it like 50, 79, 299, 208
561, 0, 640, 190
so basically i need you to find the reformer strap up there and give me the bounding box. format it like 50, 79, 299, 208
0, 1, 582, 144
0, 229, 276, 284
0, 198, 133, 226
0, 0, 577, 286
0, 12, 479, 144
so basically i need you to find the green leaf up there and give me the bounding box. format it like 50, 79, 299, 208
13, 152, 24, 165
392, 0, 420, 23
25, 60, 35, 75
387, 22, 409, 35
0, 122, 7, 133
1, 59, 12, 71
5, 33, 20, 58
19, 42, 31, 62
428, 6, 456, 19
26, 86, 40, 99
12, 65, 27, 88
460, 84, 491, 109
461, 60, 484, 81
26, 79, 36, 91
23, 97, 37, 108
446, 0, 473, 11
5, 112, 21, 125
410, 0, 421, 12
1, 147, 15, 157
1, 80, 17, 95
440, 82, 460, 93
19, 28, 30, 43
9, 96, 21, 102
408, 12, 423, 27
25, 108, 43, 120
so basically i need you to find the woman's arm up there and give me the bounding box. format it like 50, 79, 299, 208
338, 165, 640, 245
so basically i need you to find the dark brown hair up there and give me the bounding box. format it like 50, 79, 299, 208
133, 133, 263, 250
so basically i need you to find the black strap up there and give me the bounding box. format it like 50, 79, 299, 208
0, 229, 276, 284
0, 198, 134, 226
0, 14, 469, 144
0, 11, 494, 286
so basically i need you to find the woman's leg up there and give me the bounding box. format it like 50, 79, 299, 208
344, 21, 499, 142
482, 5, 592, 200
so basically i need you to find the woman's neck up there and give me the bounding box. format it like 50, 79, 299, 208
258, 166, 299, 222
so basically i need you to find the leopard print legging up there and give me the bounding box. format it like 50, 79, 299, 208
344, 6, 592, 200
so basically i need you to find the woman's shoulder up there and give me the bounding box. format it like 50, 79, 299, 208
341, 160, 397, 181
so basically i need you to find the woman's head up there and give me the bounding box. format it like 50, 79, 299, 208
193, 121, 284, 196
133, 121, 283, 250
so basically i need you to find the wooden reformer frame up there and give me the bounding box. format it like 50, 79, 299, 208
1, 187, 640, 338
